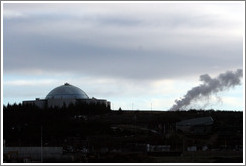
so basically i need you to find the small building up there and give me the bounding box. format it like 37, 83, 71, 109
176, 116, 214, 134
187, 146, 197, 152
23, 83, 110, 109
3, 147, 63, 162
146, 144, 171, 152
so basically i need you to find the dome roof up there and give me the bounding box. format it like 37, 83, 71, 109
45, 83, 89, 99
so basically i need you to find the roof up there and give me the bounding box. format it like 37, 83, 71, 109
45, 83, 89, 99
176, 116, 214, 126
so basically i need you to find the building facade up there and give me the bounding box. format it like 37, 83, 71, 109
23, 83, 110, 109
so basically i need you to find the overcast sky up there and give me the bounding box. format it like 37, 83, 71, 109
2, 2, 245, 110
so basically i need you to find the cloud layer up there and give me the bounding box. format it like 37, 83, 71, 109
3, 2, 243, 80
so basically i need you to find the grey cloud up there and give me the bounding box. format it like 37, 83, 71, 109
4, 31, 242, 80
3, 3, 243, 81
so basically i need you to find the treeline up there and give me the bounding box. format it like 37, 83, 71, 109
4, 101, 111, 114
3, 102, 111, 146
3, 103, 243, 149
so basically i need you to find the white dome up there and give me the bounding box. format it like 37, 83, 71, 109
45, 83, 89, 99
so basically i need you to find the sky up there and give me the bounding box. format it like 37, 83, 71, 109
2, 1, 245, 111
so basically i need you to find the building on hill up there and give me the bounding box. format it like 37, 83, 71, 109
176, 116, 214, 134
23, 83, 110, 109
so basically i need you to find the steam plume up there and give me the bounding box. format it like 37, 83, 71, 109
170, 69, 243, 111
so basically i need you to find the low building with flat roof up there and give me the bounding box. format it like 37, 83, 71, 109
23, 83, 110, 109
176, 116, 214, 134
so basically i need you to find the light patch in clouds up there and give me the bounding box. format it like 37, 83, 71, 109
4, 79, 56, 86
222, 96, 244, 110
3, 9, 26, 19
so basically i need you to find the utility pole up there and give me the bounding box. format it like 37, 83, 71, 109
41, 126, 43, 163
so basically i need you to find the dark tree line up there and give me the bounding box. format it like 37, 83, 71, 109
3, 102, 111, 146
3, 103, 243, 152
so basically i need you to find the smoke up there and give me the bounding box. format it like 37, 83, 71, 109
170, 69, 243, 111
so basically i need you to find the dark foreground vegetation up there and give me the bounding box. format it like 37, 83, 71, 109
3, 103, 243, 163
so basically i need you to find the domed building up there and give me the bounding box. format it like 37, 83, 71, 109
23, 83, 110, 109
45, 83, 89, 100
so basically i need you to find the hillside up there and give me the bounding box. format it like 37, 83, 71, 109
3, 104, 243, 163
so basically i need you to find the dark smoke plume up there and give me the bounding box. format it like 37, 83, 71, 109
170, 69, 243, 111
